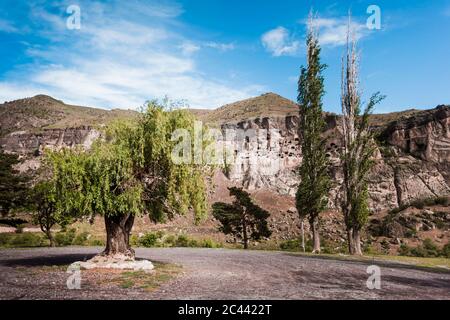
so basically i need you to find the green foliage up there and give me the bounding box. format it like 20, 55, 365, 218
296, 25, 330, 224
0, 148, 30, 216
398, 239, 448, 258
136, 231, 220, 248
47, 101, 209, 227
280, 239, 303, 251
441, 243, 450, 259
73, 231, 89, 245
0, 232, 45, 247
54, 228, 76, 246
212, 187, 271, 249
29, 180, 70, 245
139, 232, 160, 247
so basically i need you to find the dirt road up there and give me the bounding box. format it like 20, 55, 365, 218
0, 247, 449, 300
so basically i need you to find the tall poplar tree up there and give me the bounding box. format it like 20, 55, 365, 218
296, 15, 330, 253
340, 18, 384, 255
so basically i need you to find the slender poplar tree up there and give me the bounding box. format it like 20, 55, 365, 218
296, 14, 331, 254
340, 18, 384, 255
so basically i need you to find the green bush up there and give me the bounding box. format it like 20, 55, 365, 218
10, 233, 44, 247
176, 234, 189, 247
398, 239, 444, 258
0, 233, 11, 246
54, 228, 76, 246
200, 238, 221, 248
139, 232, 161, 247
398, 244, 411, 256
441, 243, 450, 259
280, 239, 301, 251
73, 232, 89, 246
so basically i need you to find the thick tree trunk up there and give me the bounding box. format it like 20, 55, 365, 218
102, 214, 135, 259
310, 218, 321, 254
352, 229, 363, 256
347, 228, 355, 255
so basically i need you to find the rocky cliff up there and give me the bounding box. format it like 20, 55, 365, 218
1, 93, 449, 213
219, 99, 450, 214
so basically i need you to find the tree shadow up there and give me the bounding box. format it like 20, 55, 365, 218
284, 252, 450, 275
2, 253, 96, 267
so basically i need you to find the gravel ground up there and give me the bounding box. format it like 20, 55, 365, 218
0, 247, 449, 300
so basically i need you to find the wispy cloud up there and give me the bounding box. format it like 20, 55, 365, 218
309, 17, 368, 47
0, 19, 20, 33
261, 26, 300, 57
205, 42, 235, 52
0, 0, 261, 109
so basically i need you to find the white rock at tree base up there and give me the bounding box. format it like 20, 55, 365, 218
70, 255, 154, 272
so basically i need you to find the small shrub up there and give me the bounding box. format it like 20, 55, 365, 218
73, 232, 89, 246
422, 238, 440, 257
201, 238, 221, 248
88, 238, 104, 246
176, 234, 189, 247
164, 234, 176, 247
10, 233, 44, 247
404, 229, 417, 238
280, 239, 300, 251
129, 234, 139, 246
139, 232, 160, 248
0, 233, 12, 246
398, 244, 411, 256
54, 228, 76, 246
441, 242, 450, 258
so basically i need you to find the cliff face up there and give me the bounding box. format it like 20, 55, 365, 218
221, 105, 450, 213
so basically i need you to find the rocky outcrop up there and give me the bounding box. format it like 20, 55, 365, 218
222, 106, 450, 213
0, 127, 100, 172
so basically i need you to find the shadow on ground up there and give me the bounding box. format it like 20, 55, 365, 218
283, 252, 450, 274
1, 253, 97, 267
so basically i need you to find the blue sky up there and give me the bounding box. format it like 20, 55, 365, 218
0, 0, 449, 113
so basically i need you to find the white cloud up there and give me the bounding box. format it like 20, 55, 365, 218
0, 1, 261, 109
310, 18, 367, 47
261, 27, 300, 56
0, 19, 20, 33
205, 42, 235, 52
179, 42, 201, 55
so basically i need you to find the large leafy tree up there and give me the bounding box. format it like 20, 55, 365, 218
48, 101, 209, 259
0, 148, 30, 216
296, 16, 330, 253
212, 187, 271, 249
340, 20, 384, 255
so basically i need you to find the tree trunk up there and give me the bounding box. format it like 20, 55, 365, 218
310, 218, 320, 254
102, 214, 135, 259
301, 219, 305, 253
347, 227, 355, 255
242, 215, 248, 249
352, 229, 363, 256
46, 230, 55, 248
